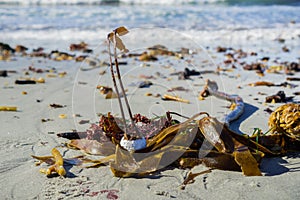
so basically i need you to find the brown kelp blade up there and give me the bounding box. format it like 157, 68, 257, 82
233, 150, 262, 176
67, 139, 116, 156
110, 145, 191, 177
83, 154, 116, 168
224, 126, 279, 155
145, 112, 208, 152
110, 144, 162, 177
179, 150, 241, 172
198, 116, 234, 153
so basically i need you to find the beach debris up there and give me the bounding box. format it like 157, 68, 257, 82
0, 106, 17, 111
243, 63, 265, 74
268, 103, 300, 141
167, 86, 189, 92
265, 91, 293, 103
97, 85, 113, 94
136, 81, 153, 88
15, 77, 45, 84
28, 66, 45, 73
139, 74, 155, 79
78, 120, 90, 125
285, 62, 300, 74
170, 67, 202, 80
15, 45, 28, 53
139, 52, 158, 61
57, 131, 87, 140
282, 46, 289, 52
49, 103, 65, 108
162, 94, 190, 103
70, 42, 88, 51
33, 91, 300, 179
97, 85, 119, 99
50, 50, 75, 61
35, 77, 46, 83
200, 79, 244, 125
75, 55, 88, 62
59, 114, 67, 119
248, 81, 275, 87
0, 42, 15, 53
15, 79, 36, 84
41, 118, 53, 123
32, 148, 66, 177
0, 70, 8, 77
286, 77, 300, 81
216, 46, 228, 53
248, 81, 297, 88
32, 27, 300, 184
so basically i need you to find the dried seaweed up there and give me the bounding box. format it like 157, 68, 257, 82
32, 148, 66, 177
32, 27, 300, 182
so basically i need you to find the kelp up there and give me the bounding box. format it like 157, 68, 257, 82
33, 110, 297, 177
32, 27, 300, 181
32, 148, 66, 177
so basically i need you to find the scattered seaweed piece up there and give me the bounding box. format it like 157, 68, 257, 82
78, 120, 90, 125
49, 103, 65, 108
59, 114, 67, 119
0, 106, 17, 111
15, 79, 36, 84
0, 70, 8, 77
70, 42, 88, 51
167, 86, 189, 92
32, 148, 66, 177
0, 42, 15, 53
162, 94, 190, 103
15, 45, 28, 53
265, 91, 293, 103
139, 52, 158, 61
248, 81, 275, 87
249, 81, 297, 88
243, 63, 265, 74
287, 77, 300, 81
57, 131, 88, 140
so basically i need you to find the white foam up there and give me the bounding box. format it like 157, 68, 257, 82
0, 0, 224, 5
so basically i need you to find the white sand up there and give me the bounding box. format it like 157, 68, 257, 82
0, 31, 300, 199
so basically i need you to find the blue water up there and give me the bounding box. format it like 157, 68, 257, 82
0, 0, 300, 41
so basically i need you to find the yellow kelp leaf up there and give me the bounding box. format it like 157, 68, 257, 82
35, 148, 66, 177
233, 150, 262, 176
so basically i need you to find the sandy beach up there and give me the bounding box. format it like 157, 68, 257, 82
1, 26, 300, 199
1, 0, 300, 199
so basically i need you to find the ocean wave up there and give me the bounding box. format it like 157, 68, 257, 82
0, 0, 299, 6
0, 0, 222, 5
